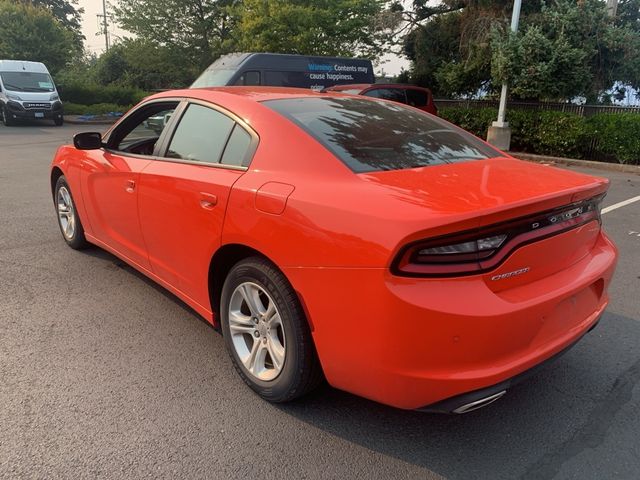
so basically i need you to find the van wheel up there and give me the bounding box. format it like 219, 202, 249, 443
54, 116, 64, 126
2, 106, 15, 126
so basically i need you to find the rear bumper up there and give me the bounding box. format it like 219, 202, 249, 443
285, 230, 617, 410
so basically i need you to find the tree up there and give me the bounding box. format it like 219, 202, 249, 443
235, 0, 391, 59
16, 0, 85, 54
112, 0, 238, 70
492, 0, 640, 102
0, 0, 77, 73
93, 39, 201, 89
400, 0, 640, 102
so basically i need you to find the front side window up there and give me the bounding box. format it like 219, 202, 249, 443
108, 102, 178, 155
166, 104, 235, 164
264, 97, 501, 173
234, 71, 261, 86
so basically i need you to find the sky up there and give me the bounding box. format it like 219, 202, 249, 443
77, 0, 410, 75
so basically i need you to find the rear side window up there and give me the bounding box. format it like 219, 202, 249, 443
264, 97, 501, 173
363, 88, 407, 104
220, 124, 253, 167
166, 104, 234, 164
406, 89, 428, 107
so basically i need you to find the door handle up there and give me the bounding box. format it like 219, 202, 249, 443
200, 192, 218, 210
125, 179, 136, 193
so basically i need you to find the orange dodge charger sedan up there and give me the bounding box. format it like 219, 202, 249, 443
50, 88, 617, 413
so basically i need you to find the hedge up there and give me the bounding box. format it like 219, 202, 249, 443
59, 82, 148, 106
63, 103, 133, 115
439, 107, 640, 165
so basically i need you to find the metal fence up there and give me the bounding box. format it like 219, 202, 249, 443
434, 99, 640, 117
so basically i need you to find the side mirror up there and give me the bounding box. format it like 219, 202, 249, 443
73, 132, 103, 150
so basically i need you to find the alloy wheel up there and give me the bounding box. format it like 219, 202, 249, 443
57, 186, 76, 240
228, 282, 286, 381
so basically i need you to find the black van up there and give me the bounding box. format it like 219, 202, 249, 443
191, 52, 375, 91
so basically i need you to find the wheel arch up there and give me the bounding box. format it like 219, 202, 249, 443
50, 166, 64, 198
207, 243, 311, 329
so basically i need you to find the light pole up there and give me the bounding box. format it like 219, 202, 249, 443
487, 0, 522, 151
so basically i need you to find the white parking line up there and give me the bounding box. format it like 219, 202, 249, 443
602, 195, 640, 215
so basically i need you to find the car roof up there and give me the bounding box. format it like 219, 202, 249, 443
149, 86, 345, 103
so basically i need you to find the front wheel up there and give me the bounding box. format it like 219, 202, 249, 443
220, 257, 323, 402
54, 175, 88, 249
54, 116, 64, 126
1, 106, 14, 126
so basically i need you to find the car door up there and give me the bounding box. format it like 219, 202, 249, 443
137, 100, 257, 310
79, 100, 179, 269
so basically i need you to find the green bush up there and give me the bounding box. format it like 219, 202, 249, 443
59, 81, 148, 106
63, 103, 133, 115
585, 114, 640, 164
439, 107, 640, 165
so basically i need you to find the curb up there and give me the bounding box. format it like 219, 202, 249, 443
509, 152, 640, 175
64, 116, 118, 125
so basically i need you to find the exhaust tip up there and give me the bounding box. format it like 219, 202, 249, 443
452, 390, 507, 414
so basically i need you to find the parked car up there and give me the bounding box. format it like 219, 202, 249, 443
51, 87, 617, 413
0, 60, 64, 126
191, 52, 374, 91
324, 83, 438, 115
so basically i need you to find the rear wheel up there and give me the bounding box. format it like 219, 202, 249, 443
220, 257, 323, 402
54, 176, 88, 249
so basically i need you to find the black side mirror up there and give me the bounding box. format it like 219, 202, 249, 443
73, 132, 103, 150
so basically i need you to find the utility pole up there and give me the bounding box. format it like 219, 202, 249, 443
487, 0, 522, 151
97, 0, 110, 51
606, 0, 618, 18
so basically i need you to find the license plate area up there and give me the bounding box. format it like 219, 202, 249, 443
34, 112, 44, 118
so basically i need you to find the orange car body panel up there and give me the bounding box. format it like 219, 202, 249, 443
51, 87, 618, 409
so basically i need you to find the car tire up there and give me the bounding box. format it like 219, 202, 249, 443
54, 175, 88, 250
54, 116, 64, 126
220, 257, 323, 403
2, 105, 15, 126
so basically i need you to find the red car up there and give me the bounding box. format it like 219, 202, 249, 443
323, 83, 438, 115
51, 87, 617, 413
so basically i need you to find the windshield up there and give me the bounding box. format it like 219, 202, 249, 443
191, 68, 236, 88
264, 97, 501, 173
0, 71, 55, 92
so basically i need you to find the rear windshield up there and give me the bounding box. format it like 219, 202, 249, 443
263, 97, 501, 173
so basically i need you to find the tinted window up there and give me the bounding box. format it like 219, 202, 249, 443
234, 70, 261, 86
264, 71, 309, 87
220, 124, 253, 167
166, 104, 234, 163
406, 89, 428, 107
264, 97, 501, 173
363, 88, 407, 104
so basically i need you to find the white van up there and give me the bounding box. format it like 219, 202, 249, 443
0, 60, 63, 126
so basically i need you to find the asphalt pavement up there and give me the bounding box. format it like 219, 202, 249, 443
1, 122, 639, 479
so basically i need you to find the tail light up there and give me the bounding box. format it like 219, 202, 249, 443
393, 195, 604, 277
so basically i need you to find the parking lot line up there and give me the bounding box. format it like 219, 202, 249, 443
602, 195, 640, 215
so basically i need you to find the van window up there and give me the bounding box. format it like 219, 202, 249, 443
0, 71, 55, 92
264, 71, 308, 88
235, 71, 261, 86
191, 69, 236, 88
